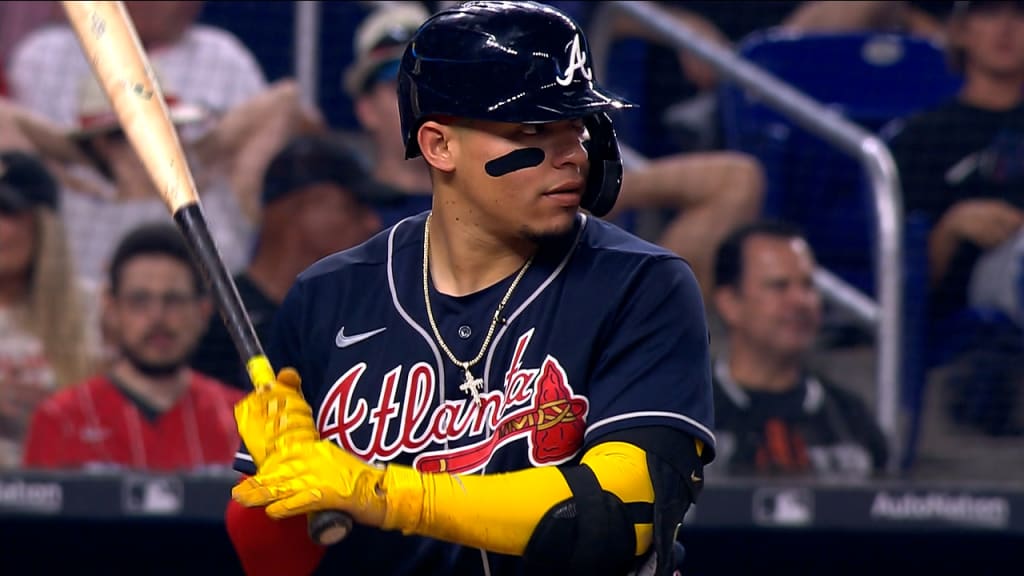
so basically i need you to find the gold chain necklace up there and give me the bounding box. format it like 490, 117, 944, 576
423, 214, 534, 405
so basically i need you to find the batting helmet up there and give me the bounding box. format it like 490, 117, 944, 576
397, 1, 634, 217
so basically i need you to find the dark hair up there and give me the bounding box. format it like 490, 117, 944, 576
261, 135, 398, 207
714, 219, 809, 290
0, 151, 60, 212
108, 222, 205, 295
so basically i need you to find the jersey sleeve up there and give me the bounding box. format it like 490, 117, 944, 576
232, 281, 308, 475
583, 257, 716, 462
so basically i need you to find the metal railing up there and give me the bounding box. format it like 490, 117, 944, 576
592, 1, 904, 468
619, 146, 882, 333
293, 1, 321, 108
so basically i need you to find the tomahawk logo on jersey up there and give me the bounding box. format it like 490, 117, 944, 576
233, 211, 715, 574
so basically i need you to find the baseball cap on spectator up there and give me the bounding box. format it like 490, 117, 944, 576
954, 0, 1024, 15
69, 63, 208, 141
343, 3, 429, 98
261, 135, 401, 208
0, 151, 59, 213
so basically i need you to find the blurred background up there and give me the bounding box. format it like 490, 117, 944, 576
1, 0, 1023, 574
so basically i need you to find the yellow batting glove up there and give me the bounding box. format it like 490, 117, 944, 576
231, 441, 426, 532
233, 367, 318, 469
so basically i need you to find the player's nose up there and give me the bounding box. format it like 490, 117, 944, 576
548, 120, 587, 170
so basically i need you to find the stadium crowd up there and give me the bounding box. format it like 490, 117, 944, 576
0, 0, 1021, 487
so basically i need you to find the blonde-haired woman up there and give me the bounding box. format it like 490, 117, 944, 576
0, 151, 100, 469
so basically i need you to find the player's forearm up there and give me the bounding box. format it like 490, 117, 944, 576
382, 442, 654, 557
616, 152, 763, 213
384, 464, 568, 555
0, 98, 86, 163
928, 212, 961, 286
201, 79, 323, 223
782, 1, 909, 33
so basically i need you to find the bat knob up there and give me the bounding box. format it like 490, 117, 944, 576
308, 511, 353, 546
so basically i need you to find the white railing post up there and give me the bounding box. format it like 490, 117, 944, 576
293, 1, 321, 107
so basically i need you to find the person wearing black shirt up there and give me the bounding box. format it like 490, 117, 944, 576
710, 220, 889, 477
886, 0, 1024, 435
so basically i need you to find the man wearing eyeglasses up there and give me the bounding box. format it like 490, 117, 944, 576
22, 222, 243, 471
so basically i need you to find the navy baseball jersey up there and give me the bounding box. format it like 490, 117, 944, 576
234, 211, 716, 575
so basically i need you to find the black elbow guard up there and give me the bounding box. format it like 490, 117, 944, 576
521, 427, 705, 576
619, 427, 705, 576
522, 465, 643, 576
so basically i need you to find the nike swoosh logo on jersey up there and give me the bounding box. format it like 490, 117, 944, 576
335, 326, 387, 348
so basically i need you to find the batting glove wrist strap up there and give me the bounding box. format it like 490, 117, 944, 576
380, 464, 427, 533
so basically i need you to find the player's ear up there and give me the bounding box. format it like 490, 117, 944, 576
713, 285, 741, 328
418, 120, 456, 173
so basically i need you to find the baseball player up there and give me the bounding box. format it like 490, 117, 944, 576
226, 3, 715, 575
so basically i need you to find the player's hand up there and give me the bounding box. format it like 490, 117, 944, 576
232, 441, 402, 528
233, 367, 318, 469
943, 199, 1024, 249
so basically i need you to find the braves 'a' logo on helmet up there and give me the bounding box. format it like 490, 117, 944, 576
556, 34, 593, 87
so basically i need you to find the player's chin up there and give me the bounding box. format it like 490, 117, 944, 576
523, 207, 578, 240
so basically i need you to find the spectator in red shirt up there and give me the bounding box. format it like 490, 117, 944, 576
22, 222, 243, 472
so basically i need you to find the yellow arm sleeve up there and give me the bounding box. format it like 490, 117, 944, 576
380, 441, 654, 557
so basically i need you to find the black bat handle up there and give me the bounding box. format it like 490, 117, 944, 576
175, 204, 354, 546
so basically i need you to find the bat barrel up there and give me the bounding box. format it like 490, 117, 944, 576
62, 0, 350, 544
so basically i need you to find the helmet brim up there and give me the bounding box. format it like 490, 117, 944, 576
487, 84, 635, 124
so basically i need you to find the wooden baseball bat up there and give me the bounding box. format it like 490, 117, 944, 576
60, 0, 352, 546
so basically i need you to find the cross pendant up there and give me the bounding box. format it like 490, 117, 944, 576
459, 369, 484, 406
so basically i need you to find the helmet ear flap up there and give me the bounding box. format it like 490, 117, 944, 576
580, 112, 623, 218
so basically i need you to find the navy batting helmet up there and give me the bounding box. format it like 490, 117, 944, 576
397, 1, 634, 217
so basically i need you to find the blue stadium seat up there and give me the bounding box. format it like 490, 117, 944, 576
718, 30, 963, 295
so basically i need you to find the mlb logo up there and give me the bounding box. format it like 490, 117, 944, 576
122, 476, 184, 516
752, 487, 814, 527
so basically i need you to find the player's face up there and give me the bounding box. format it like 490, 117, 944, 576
108, 256, 209, 376
0, 209, 36, 280
294, 183, 380, 259
732, 236, 821, 358
453, 118, 589, 240
958, 4, 1024, 79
